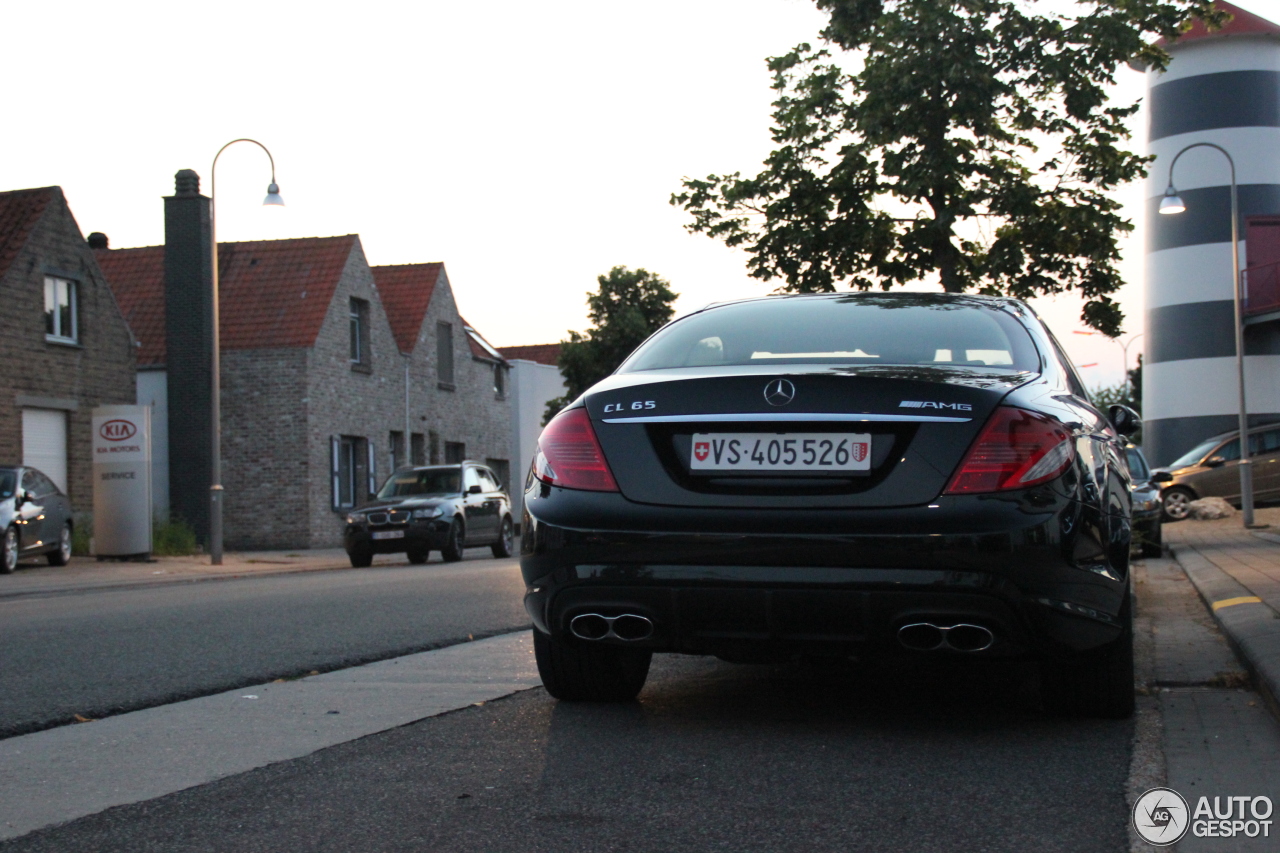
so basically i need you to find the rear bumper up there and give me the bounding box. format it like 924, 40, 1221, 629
520, 483, 1131, 659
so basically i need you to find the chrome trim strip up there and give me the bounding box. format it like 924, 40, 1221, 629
600, 412, 971, 424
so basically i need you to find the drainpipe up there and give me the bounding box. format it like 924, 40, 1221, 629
404, 353, 411, 466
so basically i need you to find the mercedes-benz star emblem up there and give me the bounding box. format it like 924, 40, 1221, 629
763, 378, 796, 407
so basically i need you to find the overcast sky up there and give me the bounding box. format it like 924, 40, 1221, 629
5, 0, 1273, 389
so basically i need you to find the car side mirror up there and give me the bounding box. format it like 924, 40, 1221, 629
1107, 404, 1141, 437
1152, 471, 1173, 484
1205, 456, 1227, 468
468, 484, 483, 494
17, 491, 33, 506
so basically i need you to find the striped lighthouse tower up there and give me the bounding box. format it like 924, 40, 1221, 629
1143, 2, 1280, 465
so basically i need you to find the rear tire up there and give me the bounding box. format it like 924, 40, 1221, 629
491, 517, 514, 558
406, 547, 430, 564
347, 546, 373, 568
441, 519, 465, 563
1040, 598, 1135, 719
533, 629, 652, 702
47, 523, 72, 566
1140, 522, 1163, 558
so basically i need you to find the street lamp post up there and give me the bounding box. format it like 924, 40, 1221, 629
1158, 141, 1255, 527
209, 139, 285, 564
1072, 331, 1145, 396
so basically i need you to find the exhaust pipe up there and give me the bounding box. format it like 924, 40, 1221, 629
897, 622, 994, 653
569, 613, 654, 642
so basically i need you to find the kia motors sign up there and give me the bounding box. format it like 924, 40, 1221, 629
93, 405, 152, 556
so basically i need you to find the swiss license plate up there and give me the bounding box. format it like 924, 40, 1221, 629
691, 433, 873, 472
372, 530, 405, 540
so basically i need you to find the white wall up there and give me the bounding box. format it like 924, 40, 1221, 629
136, 369, 169, 522
508, 359, 566, 520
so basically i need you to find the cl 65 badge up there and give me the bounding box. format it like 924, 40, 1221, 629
602, 401, 656, 413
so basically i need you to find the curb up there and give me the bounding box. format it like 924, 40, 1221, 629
1170, 542, 1280, 718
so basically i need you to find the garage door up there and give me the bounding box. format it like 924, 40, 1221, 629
23, 408, 67, 493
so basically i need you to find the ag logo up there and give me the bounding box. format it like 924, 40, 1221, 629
694, 441, 710, 462
1133, 787, 1190, 846
763, 379, 796, 406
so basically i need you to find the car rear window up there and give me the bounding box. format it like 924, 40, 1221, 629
619, 296, 1040, 373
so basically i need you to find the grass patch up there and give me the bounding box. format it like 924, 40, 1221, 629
153, 518, 198, 556
71, 514, 93, 557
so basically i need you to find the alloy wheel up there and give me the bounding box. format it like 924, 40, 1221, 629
1163, 490, 1193, 521
3, 528, 17, 573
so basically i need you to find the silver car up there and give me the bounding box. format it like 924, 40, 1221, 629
1153, 425, 1280, 520
0, 466, 74, 573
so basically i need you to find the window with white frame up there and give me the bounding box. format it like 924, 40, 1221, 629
44, 276, 78, 343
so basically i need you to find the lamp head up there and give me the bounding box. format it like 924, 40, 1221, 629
1158, 187, 1185, 215
263, 182, 285, 207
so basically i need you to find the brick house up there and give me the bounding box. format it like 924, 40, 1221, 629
374, 263, 513, 488
0, 186, 135, 510
96, 171, 510, 549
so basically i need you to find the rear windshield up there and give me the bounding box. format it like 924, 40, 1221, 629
1125, 448, 1150, 479
619, 296, 1040, 373
377, 468, 461, 498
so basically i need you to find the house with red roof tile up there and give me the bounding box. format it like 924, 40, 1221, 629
0, 186, 135, 513
95, 170, 509, 550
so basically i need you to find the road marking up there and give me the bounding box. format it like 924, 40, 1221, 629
0, 631, 538, 842
1212, 596, 1263, 611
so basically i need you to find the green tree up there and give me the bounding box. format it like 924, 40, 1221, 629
672, 0, 1224, 335
544, 266, 677, 423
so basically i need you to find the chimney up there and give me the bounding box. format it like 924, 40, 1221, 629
163, 169, 214, 543
87, 232, 108, 250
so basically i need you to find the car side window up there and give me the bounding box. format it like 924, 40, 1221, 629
478, 469, 500, 492
1216, 439, 1241, 462
1256, 429, 1280, 456
463, 467, 480, 491
1044, 331, 1089, 400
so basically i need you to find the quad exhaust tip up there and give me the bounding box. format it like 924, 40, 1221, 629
570, 612, 654, 642
898, 622, 994, 653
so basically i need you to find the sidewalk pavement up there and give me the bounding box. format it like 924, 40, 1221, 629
0, 547, 466, 600
1167, 505, 1280, 716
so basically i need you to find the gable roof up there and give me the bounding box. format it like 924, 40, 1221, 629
497, 343, 562, 366
1161, 1, 1280, 47
0, 187, 58, 283
462, 319, 507, 365
95, 246, 166, 365
95, 235, 358, 367
370, 263, 442, 354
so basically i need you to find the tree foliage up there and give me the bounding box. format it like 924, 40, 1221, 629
672, 0, 1225, 335
544, 266, 677, 424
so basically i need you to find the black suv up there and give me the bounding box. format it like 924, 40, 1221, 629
343, 462, 514, 568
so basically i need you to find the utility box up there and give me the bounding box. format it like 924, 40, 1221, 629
92, 405, 152, 557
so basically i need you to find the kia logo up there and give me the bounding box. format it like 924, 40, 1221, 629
763, 379, 796, 406
99, 419, 137, 441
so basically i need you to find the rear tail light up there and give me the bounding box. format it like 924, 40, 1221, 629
533, 408, 619, 492
944, 407, 1074, 494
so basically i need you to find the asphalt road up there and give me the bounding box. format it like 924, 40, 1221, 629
0, 552, 528, 738
0, 654, 1131, 852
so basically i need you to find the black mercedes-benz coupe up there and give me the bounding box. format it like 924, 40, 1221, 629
520, 293, 1140, 717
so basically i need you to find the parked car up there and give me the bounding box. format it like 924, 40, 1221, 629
1124, 444, 1164, 557
0, 466, 74, 573
1153, 424, 1280, 521
522, 292, 1138, 718
343, 462, 514, 568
